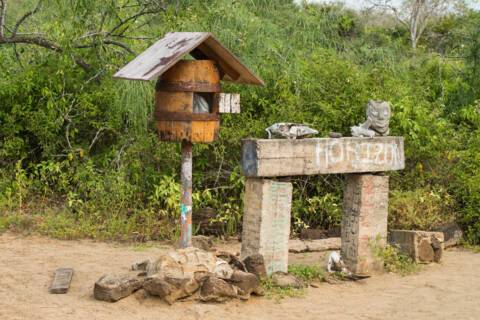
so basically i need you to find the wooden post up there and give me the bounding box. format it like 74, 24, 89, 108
180, 140, 193, 248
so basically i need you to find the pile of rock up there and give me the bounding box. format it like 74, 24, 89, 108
94, 247, 264, 304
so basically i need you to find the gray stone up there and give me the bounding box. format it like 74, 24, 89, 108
271, 272, 304, 289
431, 236, 443, 263
49, 268, 74, 294
351, 100, 391, 138
243, 254, 266, 278
228, 270, 261, 297
341, 174, 389, 275
94, 274, 144, 302
434, 223, 463, 248
417, 238, 435, 262
241, 179, 292, 276
143, 275, 199, 305
200, 275, 238, 302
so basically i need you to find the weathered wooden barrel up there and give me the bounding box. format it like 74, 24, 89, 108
155, 60, 221, 143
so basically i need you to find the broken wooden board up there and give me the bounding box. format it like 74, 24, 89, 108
218, 93, 240, 113
49, 268, 74, 294
241, 137, 405, 177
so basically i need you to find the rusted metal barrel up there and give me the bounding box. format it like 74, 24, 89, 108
154, 60, 221, 143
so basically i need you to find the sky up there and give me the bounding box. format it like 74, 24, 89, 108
294, 0, 480, 10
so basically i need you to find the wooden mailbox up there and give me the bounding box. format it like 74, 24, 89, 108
114, 32, 263, 247
155, 60, 220, 143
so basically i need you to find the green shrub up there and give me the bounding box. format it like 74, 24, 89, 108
370, 239, 418, 276
1, 1, 480, 243
389, 187, 456, 231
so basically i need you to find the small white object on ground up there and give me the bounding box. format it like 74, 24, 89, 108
327, 251, 350, 274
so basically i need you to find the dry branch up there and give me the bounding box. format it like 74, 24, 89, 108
0, 0, 7, 38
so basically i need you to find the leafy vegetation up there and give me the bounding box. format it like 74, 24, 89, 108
260, 277, 305, 300
288, 264, 325, 282
1, 0, 480, 243
370, 238, 419, 275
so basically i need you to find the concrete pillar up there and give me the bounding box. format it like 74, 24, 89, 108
241, 178, 292, 275
341, 174, 389, 275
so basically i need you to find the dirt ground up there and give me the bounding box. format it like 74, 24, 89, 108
0, 232, 479, 320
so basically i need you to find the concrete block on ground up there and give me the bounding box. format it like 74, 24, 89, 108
341, 174, 389, 275
433, 223, 463, 248
389, 230, 444, 263
241, 178, 292, 275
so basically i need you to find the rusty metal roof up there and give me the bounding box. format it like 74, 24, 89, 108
113, 32, 264, 86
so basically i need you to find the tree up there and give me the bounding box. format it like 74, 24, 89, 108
0, 0, 172, 71
367, 0, 466, 49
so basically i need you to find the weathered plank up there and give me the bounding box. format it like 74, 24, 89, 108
241, 137, 405, 177
113, 32, 264, 86
49, 268, 74, 294
218, 93, 241, 113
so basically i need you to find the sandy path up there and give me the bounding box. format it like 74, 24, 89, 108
0, 232, 479, 320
